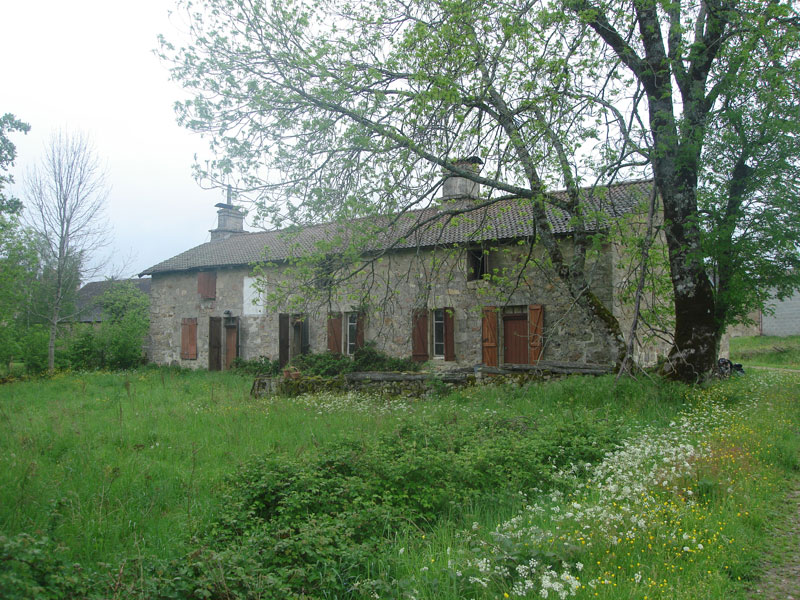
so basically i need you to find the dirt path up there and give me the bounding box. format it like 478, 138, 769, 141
749, 488, 800, 599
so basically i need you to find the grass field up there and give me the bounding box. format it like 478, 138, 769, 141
730, 335, 800, 368
1, 367, 799, 599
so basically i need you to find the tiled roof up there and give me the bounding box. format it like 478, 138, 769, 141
140, 179, 653, 276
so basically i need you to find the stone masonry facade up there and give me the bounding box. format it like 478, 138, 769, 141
148, 241, 626, 370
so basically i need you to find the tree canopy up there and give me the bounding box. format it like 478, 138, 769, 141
162, 0, 800, 381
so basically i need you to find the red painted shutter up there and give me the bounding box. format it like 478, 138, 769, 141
327, 313, 342, 353
198, 271, 216, 299
528, 304, 543, 363
411, 309, 429, 362
443, 307, 455, 361
355, 312, 365, 350
181, 318, 197, 359
481, 306, 498, 367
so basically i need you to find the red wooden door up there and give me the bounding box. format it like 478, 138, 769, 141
224, 317, 239, 370
503, 313, 528, 364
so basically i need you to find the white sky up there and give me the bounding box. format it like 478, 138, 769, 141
0, 0, 238, 280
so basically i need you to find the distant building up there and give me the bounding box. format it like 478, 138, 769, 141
75, 278, 152, 323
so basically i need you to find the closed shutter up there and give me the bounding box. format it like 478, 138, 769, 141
327, 313, 342, 353
443, 307, 455, 361
411, 309, 429, 362
198, 271, 216, 299
355, 312, 365, 350
528, 304, 543, 363
180, 318, 197, 360
481, 306, 498, 367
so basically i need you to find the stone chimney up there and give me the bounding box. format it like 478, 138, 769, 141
441, 156, 483, 204
210, 185, 245, 242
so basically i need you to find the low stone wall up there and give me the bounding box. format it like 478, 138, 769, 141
252, 362, 613, 398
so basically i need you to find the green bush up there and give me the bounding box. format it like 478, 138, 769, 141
289, 350, 355, 376
289, 343, 420, 377
64, 282, 148, 370
19, 325, 50, 374
230, 355, 282, 376
352, 342, 421, 372
185, 410, 625, 598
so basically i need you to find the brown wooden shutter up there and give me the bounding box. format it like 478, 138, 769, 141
411, 309, 429, 362
528, 304, 543, 363
198, 271, 216, 299
180, 318, 197, 360
481, 306, 498, 367
355, 312, 365, 350
443, 307, 455, 361
327, 312, 342, 353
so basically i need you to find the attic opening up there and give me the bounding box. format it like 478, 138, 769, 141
467, 245, 490, 281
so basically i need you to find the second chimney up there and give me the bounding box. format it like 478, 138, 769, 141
441, 156, 483, 202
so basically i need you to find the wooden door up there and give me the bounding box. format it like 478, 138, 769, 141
503, 313, 528, 364
224, 317, 239, 370
481, 306, 498, 367
209, 317, 222, 371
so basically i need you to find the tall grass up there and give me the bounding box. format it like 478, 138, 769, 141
1, 368, 798, 599
730, 335, 800, 368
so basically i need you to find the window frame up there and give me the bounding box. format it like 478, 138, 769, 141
346, 312, 359, 355
432, 308, 446, 357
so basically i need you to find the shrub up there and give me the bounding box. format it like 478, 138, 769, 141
64, 282, 149, 370
289, 350, 354, 376
230, 355, 282, 376
289, 343, 421, 377
352, 342, 421, 372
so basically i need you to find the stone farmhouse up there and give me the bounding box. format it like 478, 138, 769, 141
140, 175, 660, 371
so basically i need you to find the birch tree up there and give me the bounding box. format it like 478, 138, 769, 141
24, 131, 110, 371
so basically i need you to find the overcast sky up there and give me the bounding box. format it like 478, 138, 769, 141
1, 0, 238, 280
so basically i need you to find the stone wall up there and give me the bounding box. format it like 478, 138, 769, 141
149, 240, 637, 370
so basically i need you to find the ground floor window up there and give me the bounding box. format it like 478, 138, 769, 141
412, 307, 455, 361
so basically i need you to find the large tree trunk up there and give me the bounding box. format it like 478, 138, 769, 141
656, 176, 718, 381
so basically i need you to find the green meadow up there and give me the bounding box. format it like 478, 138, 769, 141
1, 367, 798, 599
730, 335, 800, 369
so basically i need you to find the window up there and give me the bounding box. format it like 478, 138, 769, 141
412, 307, 455, 361
327, 311, 363, 354
180, 318, 197, 360
347, 312, 359, 355
433, 309, 445, 357
198, 271, 216, 299
467, 246, 489, 281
